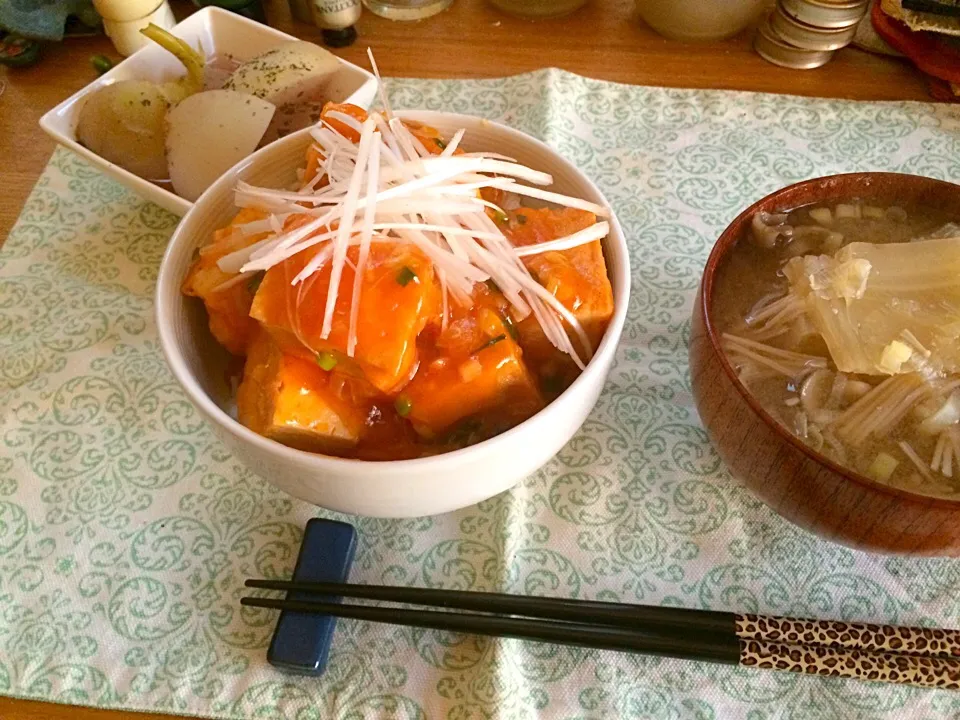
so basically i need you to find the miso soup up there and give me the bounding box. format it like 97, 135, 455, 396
714, 200, 960, 499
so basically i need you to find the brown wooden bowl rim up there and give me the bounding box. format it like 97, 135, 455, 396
700, 171, 960, 510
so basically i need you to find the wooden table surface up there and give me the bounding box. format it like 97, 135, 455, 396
0, 0, 937, 717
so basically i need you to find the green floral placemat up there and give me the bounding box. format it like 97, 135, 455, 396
2, 70, 960, 720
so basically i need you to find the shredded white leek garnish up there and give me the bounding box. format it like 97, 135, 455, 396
219, 105, 612, 367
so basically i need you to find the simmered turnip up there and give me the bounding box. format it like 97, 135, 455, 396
74, 24, 206, 181
223, 41, 339, 108
76, 80, 170, 180
166, 90, 275, 202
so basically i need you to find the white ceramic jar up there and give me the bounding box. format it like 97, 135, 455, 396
93, 0, 177, 56
637, 0, 769, 41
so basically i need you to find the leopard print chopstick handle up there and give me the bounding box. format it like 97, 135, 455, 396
738, 639, 960, 689
735, 614, 960, 658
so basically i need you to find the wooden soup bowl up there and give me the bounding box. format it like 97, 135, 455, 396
690, 172, 960, 556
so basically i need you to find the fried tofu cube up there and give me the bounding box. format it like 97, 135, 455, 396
237, 333, 365, 453
182, 207, 271, 355
250, 241, 439, 394
402, 308, 544, 435
524, 243, 614, 345
517, 240, 614, 382
502, 207, 614, 382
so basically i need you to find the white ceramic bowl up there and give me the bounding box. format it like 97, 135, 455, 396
39, 7, 378, 217
156, 112, 630, 517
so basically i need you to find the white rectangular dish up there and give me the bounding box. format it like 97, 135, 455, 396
39, 7, 378, 217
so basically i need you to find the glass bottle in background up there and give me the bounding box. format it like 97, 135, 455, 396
312, 0, 361, 46
487, 0, 587, 18
362, 0, 453, 22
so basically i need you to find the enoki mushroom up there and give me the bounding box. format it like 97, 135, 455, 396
721, 333, 827, 382
832, 374, 930, 446
931, 427, 960, 479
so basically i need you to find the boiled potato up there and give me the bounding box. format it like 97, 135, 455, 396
76, 80, 170, 180
223, 41, 339, 108
166, 89, 275, 202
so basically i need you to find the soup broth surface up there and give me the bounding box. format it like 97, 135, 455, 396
714, 199, 960, 499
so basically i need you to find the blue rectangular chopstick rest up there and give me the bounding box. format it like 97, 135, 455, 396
267, 518, 357, 675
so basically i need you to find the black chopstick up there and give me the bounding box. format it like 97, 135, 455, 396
245, 579, 960, 660
240, 595, 742, 664
241, 593, 960, 690
244, 578, 734, 634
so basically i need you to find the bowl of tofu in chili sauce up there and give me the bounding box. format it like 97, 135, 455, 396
156, 104, 629, 517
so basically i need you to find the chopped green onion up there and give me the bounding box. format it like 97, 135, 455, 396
435, 139, 447, 150
515, 213, 527, 225
91, 54, 114, 75
247, 272, 264, 294
395, 395, 413, 417
316, 351, 337, 371
502, 314, 519, 341
474, 334, 506, 354
867, 452, 898, 483
396, 266, 418, 287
